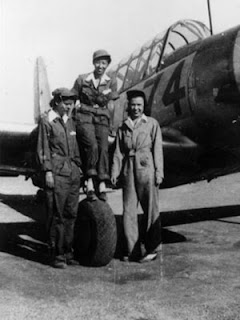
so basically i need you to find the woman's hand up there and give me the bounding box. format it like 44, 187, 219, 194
111, 175, 117, 186
45, 171, 54, 189
155, 174, 163, 187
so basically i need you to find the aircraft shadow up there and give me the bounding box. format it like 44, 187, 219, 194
114, 215, 187, 259
161, 206, 240, 227
0, 193, 49, 265
0, 192, 240, 264
113, 204, 240, 258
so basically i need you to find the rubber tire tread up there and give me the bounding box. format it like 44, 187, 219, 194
74, 198, 117, 267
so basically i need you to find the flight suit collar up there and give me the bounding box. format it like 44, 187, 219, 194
125, 114, 148, 130
85, 72, 110, 88
48, 109, 69, 124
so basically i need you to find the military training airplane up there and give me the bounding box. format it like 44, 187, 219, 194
2, 19, 240, 188
108, 19, 240, 188
1, 19, 240, 266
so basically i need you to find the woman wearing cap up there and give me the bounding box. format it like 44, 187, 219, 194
72, 49, 119, 201
111, 90, 164, 263
37, 88, 82, 268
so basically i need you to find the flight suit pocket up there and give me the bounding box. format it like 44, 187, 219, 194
137, 156, 149, 169
52, 156, 71, 177
58, 161, 71, 176
135, 151, 152, 170
139, 155, 149, 167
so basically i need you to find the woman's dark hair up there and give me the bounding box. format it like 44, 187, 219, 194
126, 90, 147, 113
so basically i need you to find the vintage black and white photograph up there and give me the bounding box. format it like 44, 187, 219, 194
1, 0, 240, 319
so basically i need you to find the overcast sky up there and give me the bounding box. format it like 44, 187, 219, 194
1, 0, 240, 123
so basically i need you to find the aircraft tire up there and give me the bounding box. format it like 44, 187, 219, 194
74, 198, 117, 267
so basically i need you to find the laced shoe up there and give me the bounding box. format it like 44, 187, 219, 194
121, 256, 129, 262
98, 191, 107, 201
65, 252, 79, 266
139, 252, 157, 263
52, 256, 67, 269
86, 190, 97, 201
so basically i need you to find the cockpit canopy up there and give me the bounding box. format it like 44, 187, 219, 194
108, 20, 210, 92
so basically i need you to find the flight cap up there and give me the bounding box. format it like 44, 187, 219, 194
93, 49, 111, 64
52, 87, 77, 103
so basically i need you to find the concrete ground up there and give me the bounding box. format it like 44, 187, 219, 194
0, 174, 240, 320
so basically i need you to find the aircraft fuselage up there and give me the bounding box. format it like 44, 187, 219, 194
112, 23, 240, 187
2, 21, 240, 188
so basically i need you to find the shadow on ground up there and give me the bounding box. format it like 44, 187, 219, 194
0, 192, 240, 264
0, 193, 49, 265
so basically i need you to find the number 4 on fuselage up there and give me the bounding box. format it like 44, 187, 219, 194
108, 19, 240, 187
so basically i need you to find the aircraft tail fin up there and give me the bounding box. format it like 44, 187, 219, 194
34, 56, 51, 123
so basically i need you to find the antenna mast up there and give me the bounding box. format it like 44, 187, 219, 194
207, 0, 213, 35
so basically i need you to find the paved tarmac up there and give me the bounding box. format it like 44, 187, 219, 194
0, 175, 240, 320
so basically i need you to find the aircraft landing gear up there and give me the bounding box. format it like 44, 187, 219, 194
74, 198, 117, 267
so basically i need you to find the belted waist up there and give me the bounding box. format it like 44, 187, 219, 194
51, 153, 74, 162
51, 153, 77, 177
76, 104, 110, 119
128, 146, 152, 157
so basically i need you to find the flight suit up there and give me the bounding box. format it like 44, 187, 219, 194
111, 115, 164, 259
37, 110, 82, 259
72, 72, 119, 181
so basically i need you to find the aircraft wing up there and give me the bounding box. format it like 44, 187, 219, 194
161, 126, 240, 188
0, 122, 37, 176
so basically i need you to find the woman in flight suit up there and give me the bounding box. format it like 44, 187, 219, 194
111, 90, 164, 262
72, 49, 119, 201
37, 88, 82, 268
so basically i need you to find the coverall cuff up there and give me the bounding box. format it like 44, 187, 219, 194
86, 169, 98, 178
98, 173, 110, 181
155, 171, 164, 180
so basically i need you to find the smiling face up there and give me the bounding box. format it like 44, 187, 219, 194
93, 58, 109, 77
128, 96, 145, 120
